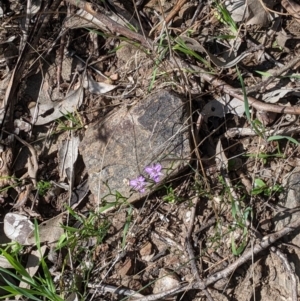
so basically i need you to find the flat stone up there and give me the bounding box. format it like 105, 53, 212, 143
275, 167, 300, 295
276, 166, 300, 229
79, 90, 190, 204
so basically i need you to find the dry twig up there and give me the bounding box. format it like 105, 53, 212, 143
197, 68, 300, 115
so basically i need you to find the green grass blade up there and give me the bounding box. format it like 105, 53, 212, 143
122, 206, 133, 249
236, 66, 250, 120
267, 135, 300, 145
0, 277, 41, 301
236, 66, 264, 137
0, 250, 31, 281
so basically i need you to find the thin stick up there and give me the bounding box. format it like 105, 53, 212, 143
196, 67, 300, 115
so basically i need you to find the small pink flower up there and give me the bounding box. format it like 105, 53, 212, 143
145, 163, 163, 183
129, 176, 146, 193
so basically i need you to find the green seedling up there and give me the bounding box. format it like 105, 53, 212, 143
230, 206, 252, 255
214, 1, 238, 34
101, 187, 130, 209
236, 66, 265, 137
213, 34, 237, 39
0, 176, 20, 193
163, 185, 183, 203
246, 135, 298, 164
56, 111, 83, 131
58, 207, 110, 250
125, 22, 138, 33
271, 40, 284, 51
251, 178, 283, 196
219, 175, 252, 255
256, 70, 300, 79
172, 37, 210, 67
0, 241, 23, 258
37, 180, 52, 196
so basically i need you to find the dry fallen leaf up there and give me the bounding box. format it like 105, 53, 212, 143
58, 136, 80, 181
225, 0, 274, 26
215, 139, 229, 172
17, 245, 47, 294
201, 95, 245, 121
27, 213, 64, 245
4, 213, 64, 246
30, 86, 84, 125
0, 255, 14, 269
262, 89, 300, 103
83, 74, 117, 95
4, 213, 34, 245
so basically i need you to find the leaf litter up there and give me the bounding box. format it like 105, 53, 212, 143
1, 0, 300, 300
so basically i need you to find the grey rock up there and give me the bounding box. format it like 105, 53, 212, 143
276, 167, 300, 229
275, 167, 300, 295
79, 90, 190, 204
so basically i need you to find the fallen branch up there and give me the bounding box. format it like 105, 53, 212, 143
197, 68, 300, 115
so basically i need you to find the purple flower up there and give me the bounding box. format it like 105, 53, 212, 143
144, 163, 163, 183
129, 176, 146, 193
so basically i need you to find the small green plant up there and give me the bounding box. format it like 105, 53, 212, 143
230, 206, 252, 255
163, 185, 183, 203
245, 135, 299, 164
256, 70, 300, 79
56, 111, 83, 131
236, 66, 265, 137
218, 176, 252, 255
214, 1, 238, 34
0, 241, 23, 258
172, 37, 210, 68
37, 180, 52, 196
58, 207, 110, 251
251, 178, 284, 196
0, 176, 20, 193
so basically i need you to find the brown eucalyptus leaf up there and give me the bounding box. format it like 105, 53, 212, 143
215, 139, 228, 172
27, 213, 64, 245
30, 87, 84, 125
